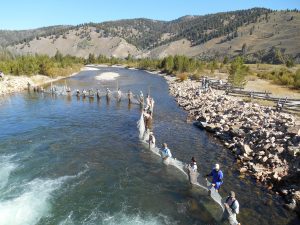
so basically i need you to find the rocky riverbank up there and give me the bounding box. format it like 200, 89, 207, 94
0, 70, 83, 96
165, 76, 300, 214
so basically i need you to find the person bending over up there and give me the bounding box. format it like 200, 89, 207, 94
205, 163, 223, 192
161, 143, 172, 160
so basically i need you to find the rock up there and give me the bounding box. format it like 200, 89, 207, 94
284, 199, 297, 211
281, 189, 288, 196
258, 151, 265, 156
240, 167, 248, 173
243, 144, 253, 155
288, 146, 300, 157
275, 146, 285, 154
223, 124, 230, 131
262, 156, 268, 162
263, 143, 271, 150
270, 136, 276, 143
293, 191, 300, 202
205, 124, 216, 133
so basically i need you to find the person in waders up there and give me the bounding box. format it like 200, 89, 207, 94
148, 132, 156, 150
187, 157, 198, 184
205, 163, 223, 192
161, 143, 172, 161
223, 191, 241, 225
127, 90, 133, 104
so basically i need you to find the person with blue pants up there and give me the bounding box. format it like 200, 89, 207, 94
205, 163, 223, 192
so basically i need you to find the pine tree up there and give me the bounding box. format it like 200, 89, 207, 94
228, 57, 248, 88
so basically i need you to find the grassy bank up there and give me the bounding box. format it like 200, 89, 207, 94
0, 51, 83, 78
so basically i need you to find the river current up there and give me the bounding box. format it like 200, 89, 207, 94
0, 66, 299, 225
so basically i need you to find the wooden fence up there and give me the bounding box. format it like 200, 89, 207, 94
204, 78, 300, 113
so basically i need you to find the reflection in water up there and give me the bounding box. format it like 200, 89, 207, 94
106, 96, 110, 106
88, 97, 94, 104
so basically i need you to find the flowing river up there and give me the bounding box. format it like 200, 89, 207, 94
0, 66, 299, 225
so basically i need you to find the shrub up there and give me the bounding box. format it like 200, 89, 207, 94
177, 72, 189, 81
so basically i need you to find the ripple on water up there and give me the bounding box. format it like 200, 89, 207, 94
0, 155, 17, 190
58, 210, 176, 225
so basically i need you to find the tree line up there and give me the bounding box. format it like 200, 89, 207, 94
0, 51, 82, 77
1, 51, 299, 89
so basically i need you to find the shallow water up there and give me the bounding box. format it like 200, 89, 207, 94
0, 66, 299, 225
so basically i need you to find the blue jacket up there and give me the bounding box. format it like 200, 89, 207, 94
162, 147, 172, 158
208, 169, 223, 189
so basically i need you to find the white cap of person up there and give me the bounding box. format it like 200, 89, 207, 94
214, 163, 220, 171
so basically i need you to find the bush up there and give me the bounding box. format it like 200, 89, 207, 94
177, 73, 189, 81
285, 58, 295, 68
257, 68, 300, 89
294, 69, 300, 88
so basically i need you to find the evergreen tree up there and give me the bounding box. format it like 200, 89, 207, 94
228, 56, 249, 87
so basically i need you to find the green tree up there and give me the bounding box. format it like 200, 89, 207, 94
54, 50, 63, 62
285, 58, 295, 68
228, 57, 249, 87
87, 53, 96, 64
161, 56, 174, 73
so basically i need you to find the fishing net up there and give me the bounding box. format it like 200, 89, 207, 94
137, 113, 145, 139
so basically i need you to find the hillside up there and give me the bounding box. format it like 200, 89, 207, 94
146, 11, 300, 62
3, 8, 300, 62
0, 25, 73, 46
7, 27, 141, 58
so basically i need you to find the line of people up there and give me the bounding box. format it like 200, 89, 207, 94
75, 87, 156, 109
139, 94, 240, 225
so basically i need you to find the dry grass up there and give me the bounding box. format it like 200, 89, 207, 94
247, 64, 300, 74
245, 79, 300, 98
243, 97, 275, 107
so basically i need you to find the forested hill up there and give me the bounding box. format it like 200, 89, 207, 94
0, 25, 73, 47
1, 8, 271, 49
2, 8, 300, 63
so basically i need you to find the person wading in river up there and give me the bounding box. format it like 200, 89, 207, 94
161, 143, 172, 161
127, 89, 133, 104
148, 132, 156, 150
143, 109, 153, 132
205, 163, 223, 192
189, 157, 197, 172
96, 89, 101, 99
117, 88, 122, 101
146, 94, 151, 108
223, 191, 241, 225
187, 157, 198, 184
139, 91, 144, 107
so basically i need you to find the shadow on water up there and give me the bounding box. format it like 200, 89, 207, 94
0, 66, 299, 225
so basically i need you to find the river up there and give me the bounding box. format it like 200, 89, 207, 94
0, 66, 298, 225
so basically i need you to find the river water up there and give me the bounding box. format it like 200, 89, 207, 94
0, 66, 299, 225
